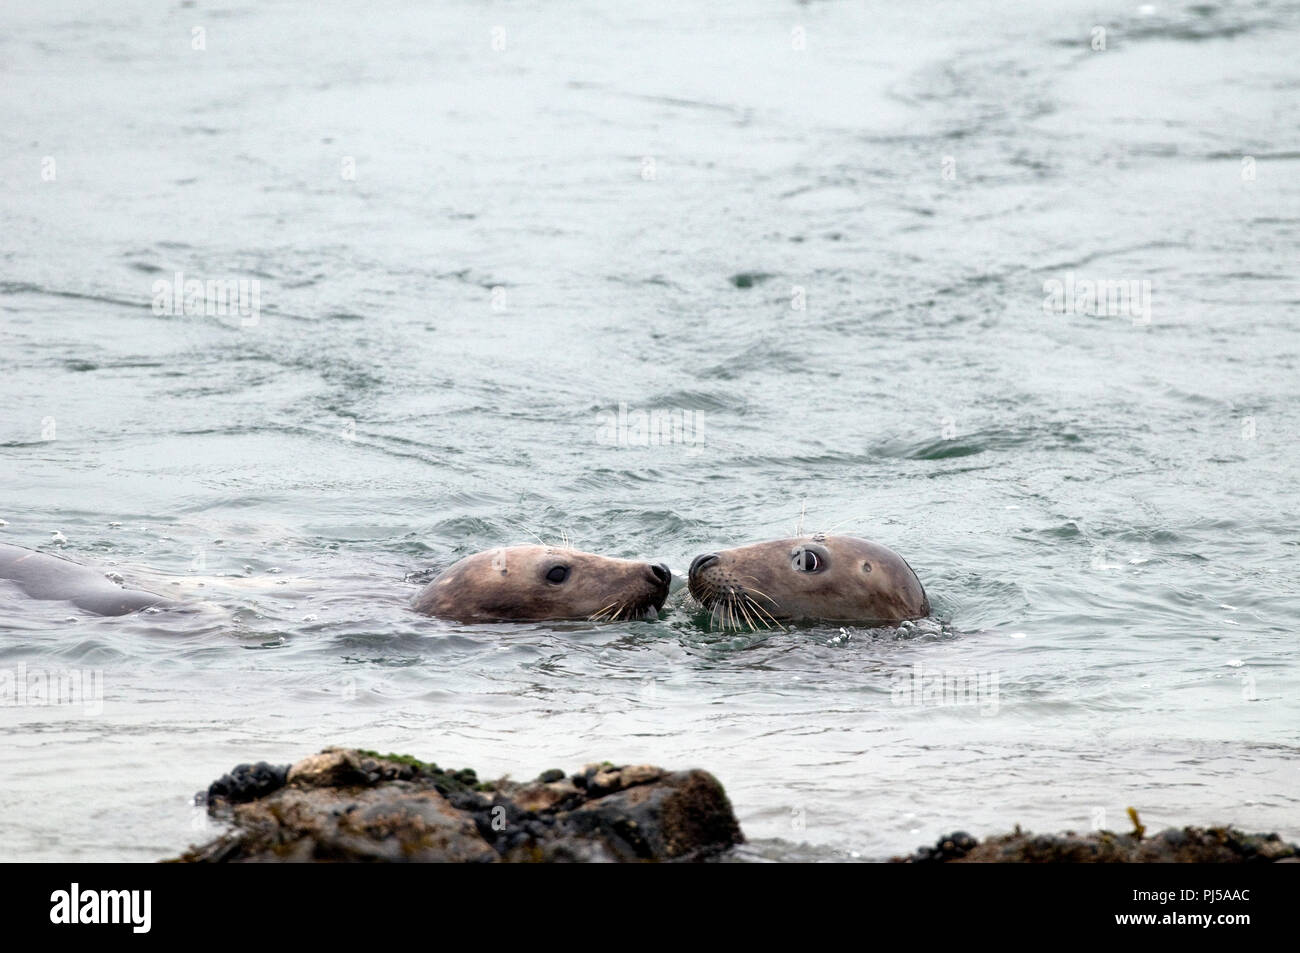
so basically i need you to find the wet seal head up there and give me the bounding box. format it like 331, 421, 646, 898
412, 545, 671, 623
687, 534, 929, 630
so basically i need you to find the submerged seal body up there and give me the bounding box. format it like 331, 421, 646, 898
0, 542, 174, 616
413, 545, 672, 623
687, 534, 929, 629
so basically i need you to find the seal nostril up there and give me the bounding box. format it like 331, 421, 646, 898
689, 553, 719, 577
649, 563, 671, 586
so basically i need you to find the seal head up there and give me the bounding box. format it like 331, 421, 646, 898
413, 545, 671, 623
687, 534, 929, 629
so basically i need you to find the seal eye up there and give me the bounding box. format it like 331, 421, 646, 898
862, 561, 872, 573
545, 565, 569, 584
791, 549, 822, 573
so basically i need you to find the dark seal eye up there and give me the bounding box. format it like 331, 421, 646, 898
791, 549, 822, 573
862, 561, 872, 573
545, 565, 569, 584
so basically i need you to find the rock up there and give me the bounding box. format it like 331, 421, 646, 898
569, 769, 742, 861
511, 779, 582, 813
172, 749, 743, 863
904, 830, 978, 862
187, 784, 498, 863
617, 764, 665, 786
285, 749, 362, 788
893, 826, 1300, 863
586, 763, 664, 797
204, 761, 288, 804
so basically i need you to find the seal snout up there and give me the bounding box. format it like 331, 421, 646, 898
627, 561, 671, 620
688, 553, 719, 580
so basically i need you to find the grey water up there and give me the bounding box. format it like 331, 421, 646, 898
1, 0, 1297, 862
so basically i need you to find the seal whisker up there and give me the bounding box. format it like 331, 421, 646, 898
736, 582, 780, 609
752, 599, 784, 628
689, 581, 719, 615
501, 518, 548, 548
748, 598, 784, 632
741, 595, 774, 632
710, 599, 726, 632
732, 595, 750, 631
822, 511, 874, 536
736, 597, 761, 633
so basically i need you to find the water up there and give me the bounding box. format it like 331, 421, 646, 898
1, 0, 1297, 862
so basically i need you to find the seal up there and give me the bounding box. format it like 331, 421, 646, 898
0, 542, 175, 616
687, 534, 929, 629
413, 545, 671, 623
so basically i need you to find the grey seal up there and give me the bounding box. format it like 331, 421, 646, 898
687, 534, 929, 629
413, 545, 671, 623
0, 542, 175, 616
